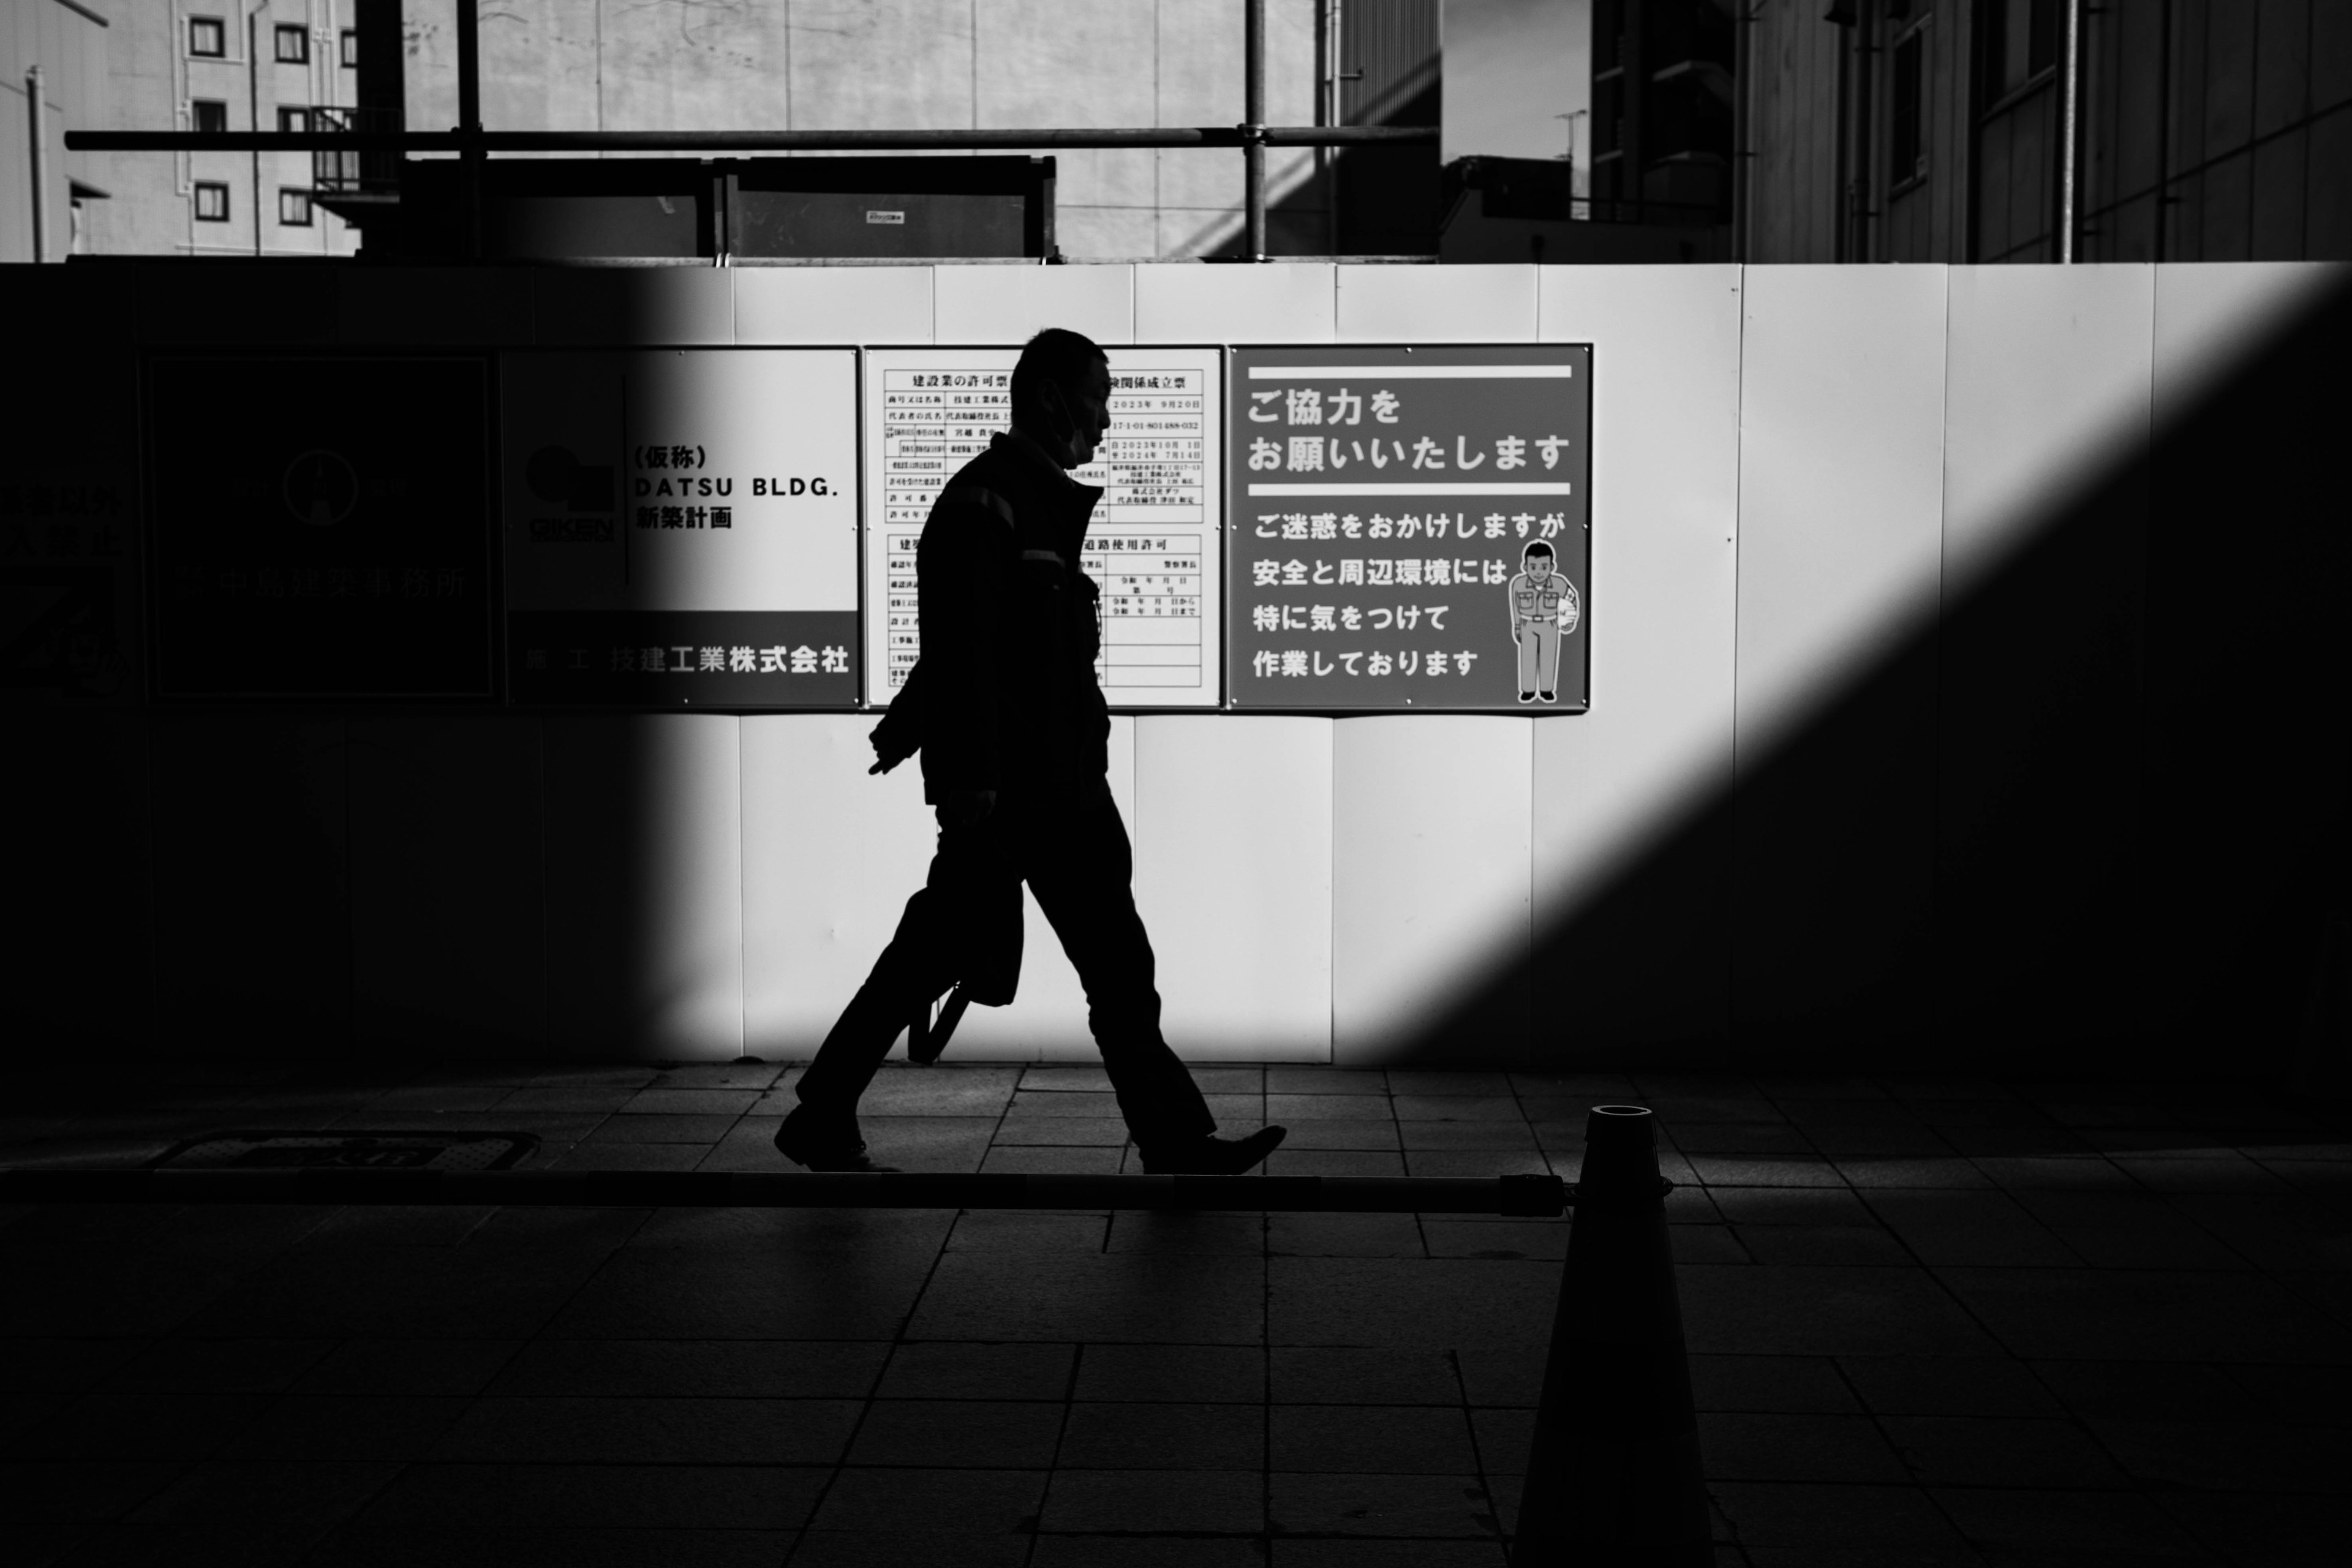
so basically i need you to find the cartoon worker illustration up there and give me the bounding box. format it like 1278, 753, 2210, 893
1509, 540, 1580, 703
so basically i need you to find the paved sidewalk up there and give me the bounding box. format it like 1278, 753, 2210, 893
2, 1060, 2348, 1565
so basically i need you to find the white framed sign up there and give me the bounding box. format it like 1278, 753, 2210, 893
500, 348, 861, 707
859, 345, 1225, 709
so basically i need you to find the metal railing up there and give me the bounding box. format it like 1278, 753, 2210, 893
65, 0, 1438, 262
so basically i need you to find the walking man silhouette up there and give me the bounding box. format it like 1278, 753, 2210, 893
776, 328, 1287, 1176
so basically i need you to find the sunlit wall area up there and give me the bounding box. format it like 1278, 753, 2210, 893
6, 258, 2345, 1075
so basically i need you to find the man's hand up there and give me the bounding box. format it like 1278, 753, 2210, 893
939, 788, 998, 827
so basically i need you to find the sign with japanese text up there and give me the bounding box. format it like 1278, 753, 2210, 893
3, 352, 139, 703
500, 349, 859, 707
859, 345, 1224, 709
1226, 344, 1591, 711
146, 355, 494, 699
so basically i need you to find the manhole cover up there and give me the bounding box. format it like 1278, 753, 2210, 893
149, 1131, 538, 1173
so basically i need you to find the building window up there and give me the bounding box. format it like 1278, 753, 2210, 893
274, 24, 310, 64
341, 28, 358, 68
278, 106, 312, 134
192, 99, 228, 134
1981, 0, 2057, 102
194, 182, 230, 222
1891, 26, 1928, 187
189, 17, 227, 58
279, 188, 314, 227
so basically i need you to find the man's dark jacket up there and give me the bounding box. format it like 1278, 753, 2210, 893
864, 431, 1110, 1010
872, 431, 1110, 802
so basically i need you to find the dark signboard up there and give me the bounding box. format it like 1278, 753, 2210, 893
145, 355, 495, 699
1225, 344, 1592, 711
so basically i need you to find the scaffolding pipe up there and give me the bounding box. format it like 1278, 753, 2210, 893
2058, 0, 2082, 263
457, 0, 481, 260
23, 65, 45, 263
1245, 0, 1268, 260
69, 126, 1434, 154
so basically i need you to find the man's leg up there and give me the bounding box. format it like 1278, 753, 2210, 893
792, 854, 965, 1115
1011, 790, 1215, 1152
1537, 622, 1561, 697
1517, 627, 1539, 695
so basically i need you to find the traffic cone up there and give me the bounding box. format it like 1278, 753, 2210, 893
1510, 1104, 1710, 1566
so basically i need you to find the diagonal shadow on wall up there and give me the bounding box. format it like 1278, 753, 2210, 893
1382, 273, 2352, 1077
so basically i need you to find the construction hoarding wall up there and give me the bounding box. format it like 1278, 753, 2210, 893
6, 260, 2346, 1076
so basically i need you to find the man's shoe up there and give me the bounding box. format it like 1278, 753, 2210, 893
773, 1103, 873, 1171
1139, 1125, 1287, 1175
1537, 690, 1556, 703
1518, 690, 1536, 704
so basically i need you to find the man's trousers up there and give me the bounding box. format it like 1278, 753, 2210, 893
1517, 620, 1562, 695
794, 784, 1216, 1152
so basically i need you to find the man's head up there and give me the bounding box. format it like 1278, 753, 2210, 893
1010, 328, 1112, 469
1522, 540, 1555, 579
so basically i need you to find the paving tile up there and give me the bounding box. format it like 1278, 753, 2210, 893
810, 1115, 997, 1174
877, 1343, 1074, 1403
1270, 1095, 1399, 1121
1270, 1257, 1556, 1349
1058, 1401, 1263, 1469
431, 1396, 862, 1465
1698, 1413, 1909, 1482
859, 1066, 1022, 1115
1691, 1355, 1860, 1414
1073, 1344, 1264, 1404
809, 1465, 1049, 1534
122, 1459, 402, 1528
910, 1253, 1265, 1344
1279, 1118, 1403, 1150
1670, 1124, 1822, 1156
1933, 1269, 2352, 1363
1042, 1468, 1263, 1532
616, 1088, 761, 1116
1265, 1067, 1389, 1095
310, 1523, 796, 1566
1679, 1267, 1999, 1357
542, 1248, 937, 1340
1689, 1158, 1847, 1189
2010, 1191, 2252, 1270
1931, 1487, 2206, 1555
40, 1521, 322, 1566
848, 1399, 1066, 1468
1271, 1403, 1478, 1473
2115, 1155, 2291, 1194
489, 1339, 888, 1399
1265, 1150, 1409, 1178
1735, 1226, 1910, 1266
582, 1113, 739, 1144
1455, 1349, 1544, 1409
547, 1142, 710, 1172
7, 1392, 273, 1461
0, 1460, 190, 1526
213, 1395, 470, 1461
1274, 1541, 1510, 1566
2156, 1491, 2343, 1566
1879, 1414, 2129, 1488
1969, 1156, 2133, 1189
791, 1530, 1032, 1567
1640, 1096, 1785, 1125
2218, 1361, 2352, 1423
1509, 1072, 1639, 1098
2084, 1417, 2352, 1494
981, 1147, 1126, 1175
946, 1211, 1109, 1253
1862, 1191, 2079, 1267
1271, 1347, 1458, 1406
1007, 1091, 1123, 1118
992, 1116, 1134, 1147
357, 1461, 825, 1529
1399, 1121, 1540, 1151
1035, 1537, 1266, 1567
294, 1340, 521, 1397
1267, 1471, 1501, 1537
1836, 1356, 2062, 1418
1672, 1226, 1754, 1263
1831, 1157, 1996, 1189
1392, 1096, 1525, 1122
1191, 1067, 1267, 1095
1802, 1126, 1962, 1157
1387, 1072, 1516, 1097
2028, 1361, 2265, 1422
1107, 1212, 1264, 1256
1706, 1482, 1970, 1547
1409, 1150, 1556, 1178
1020, 1067, 1114, 1093
94, 1338, 338, 1395
491, 1087, 641, 1115
1425, 1219, 1568, 1261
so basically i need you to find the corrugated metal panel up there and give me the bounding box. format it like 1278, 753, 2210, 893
1341, 0, 1440, 126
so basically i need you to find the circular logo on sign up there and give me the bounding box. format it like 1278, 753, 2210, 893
283, 448, 358, 527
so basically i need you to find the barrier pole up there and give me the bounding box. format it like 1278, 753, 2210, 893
1244, 0, 1267, 260
1511, 1106, 1709, 1565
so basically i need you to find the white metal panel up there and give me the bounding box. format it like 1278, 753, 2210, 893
1331, 715, 1531, 1065
1134, 263, 1338, 342
1336, 264, 1539, 342
733, 266, 936, 345
933, 264, 1136, 346
1529, 265, 1743, 1053
741, 714, 937, 1059
543, 715, 745, 1059
1735, 265, 1948, 758
530, 267, 735, 347
1941, 265, 2154, 597
334, 268, 535, 347
948, 716, 1142, 1061
1133, 715, 1333, 1062
2152, 262, 2348, 431
349, 717, 546, 1055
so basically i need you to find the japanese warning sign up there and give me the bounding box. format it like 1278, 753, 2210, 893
860, 345, 1224, 709
1226, 344, 1591, 711
500, 349, 859, 707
